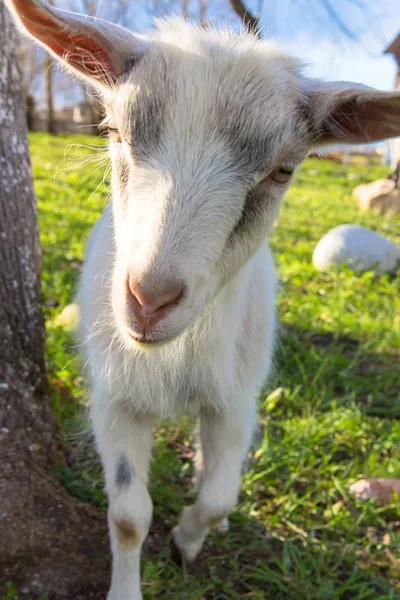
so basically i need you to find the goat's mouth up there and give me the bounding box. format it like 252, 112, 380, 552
124, 328, 177, 349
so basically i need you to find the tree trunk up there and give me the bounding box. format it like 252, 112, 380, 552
26, 95, 36, 131
0, 5, 108, 598
46, 0, 56, 135
0, 0, 53, 496
46, 54, 57, 134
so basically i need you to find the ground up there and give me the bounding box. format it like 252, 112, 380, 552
2, 134, 400, 599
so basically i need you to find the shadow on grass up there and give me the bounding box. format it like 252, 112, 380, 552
273, 324, 400, 418
36, 321, 400, 599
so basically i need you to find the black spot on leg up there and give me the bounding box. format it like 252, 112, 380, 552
230, 186, 266, 238
115, 454, 134, 490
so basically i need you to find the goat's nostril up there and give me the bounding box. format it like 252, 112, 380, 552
127, 275, 185, 329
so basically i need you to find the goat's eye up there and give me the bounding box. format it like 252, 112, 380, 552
269, 164, 294, 184
108, 127, 122, 143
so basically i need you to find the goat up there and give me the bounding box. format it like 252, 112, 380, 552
7, 1, 400, 598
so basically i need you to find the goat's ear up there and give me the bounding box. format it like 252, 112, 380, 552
6, 0, 145, 89
307, 82, 400, 146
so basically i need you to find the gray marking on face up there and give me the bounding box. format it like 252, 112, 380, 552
221, 121, 278, 176
221, 117, 307, 180
224, 100, 310, 242
214, 72, 283, 176
115, 454, 134, 489
130, 93, 165, 158
229, 185, 271, 241
216, 118, 266, 177
120, 54, 169, 160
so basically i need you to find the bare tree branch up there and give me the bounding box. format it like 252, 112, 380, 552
228, 0, 262, 38
230, 0, 372, 46
199, 0, 208, 25
182, 0, 189, 19
341, 0, 365, 10
17, 41, 42, 98
81, 0, 96, 14
319, 0, 359, 41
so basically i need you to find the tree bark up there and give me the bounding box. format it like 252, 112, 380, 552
0, 5, 108, 598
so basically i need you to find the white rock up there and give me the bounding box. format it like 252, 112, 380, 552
353, 178, 400, 217
313, 224, 400, 275
349, 480, 373, 500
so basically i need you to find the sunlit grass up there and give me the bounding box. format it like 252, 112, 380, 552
21, 133, 400, 599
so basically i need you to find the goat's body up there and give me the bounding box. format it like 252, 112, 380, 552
79, 205, 276, 599
80, 204, 276, 421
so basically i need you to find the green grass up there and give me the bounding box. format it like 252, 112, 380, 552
0, 582, 48, 600
27, 133, 400, 598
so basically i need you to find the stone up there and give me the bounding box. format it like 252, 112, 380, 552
312, 224, 400, 275
349, 478, 400, 505
53, 303, 80, 329
353, 178, 400, 216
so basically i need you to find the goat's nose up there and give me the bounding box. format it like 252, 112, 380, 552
127, 275, 185, 331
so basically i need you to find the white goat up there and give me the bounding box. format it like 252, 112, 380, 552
8, 1, 400, 598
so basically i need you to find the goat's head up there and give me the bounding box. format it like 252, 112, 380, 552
8, 0, 400, 347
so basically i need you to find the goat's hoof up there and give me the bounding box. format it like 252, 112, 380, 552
171, 525, 204, 563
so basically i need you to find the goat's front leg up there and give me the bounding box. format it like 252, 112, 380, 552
92, 401, 153, 600
172, 401, 256, 561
